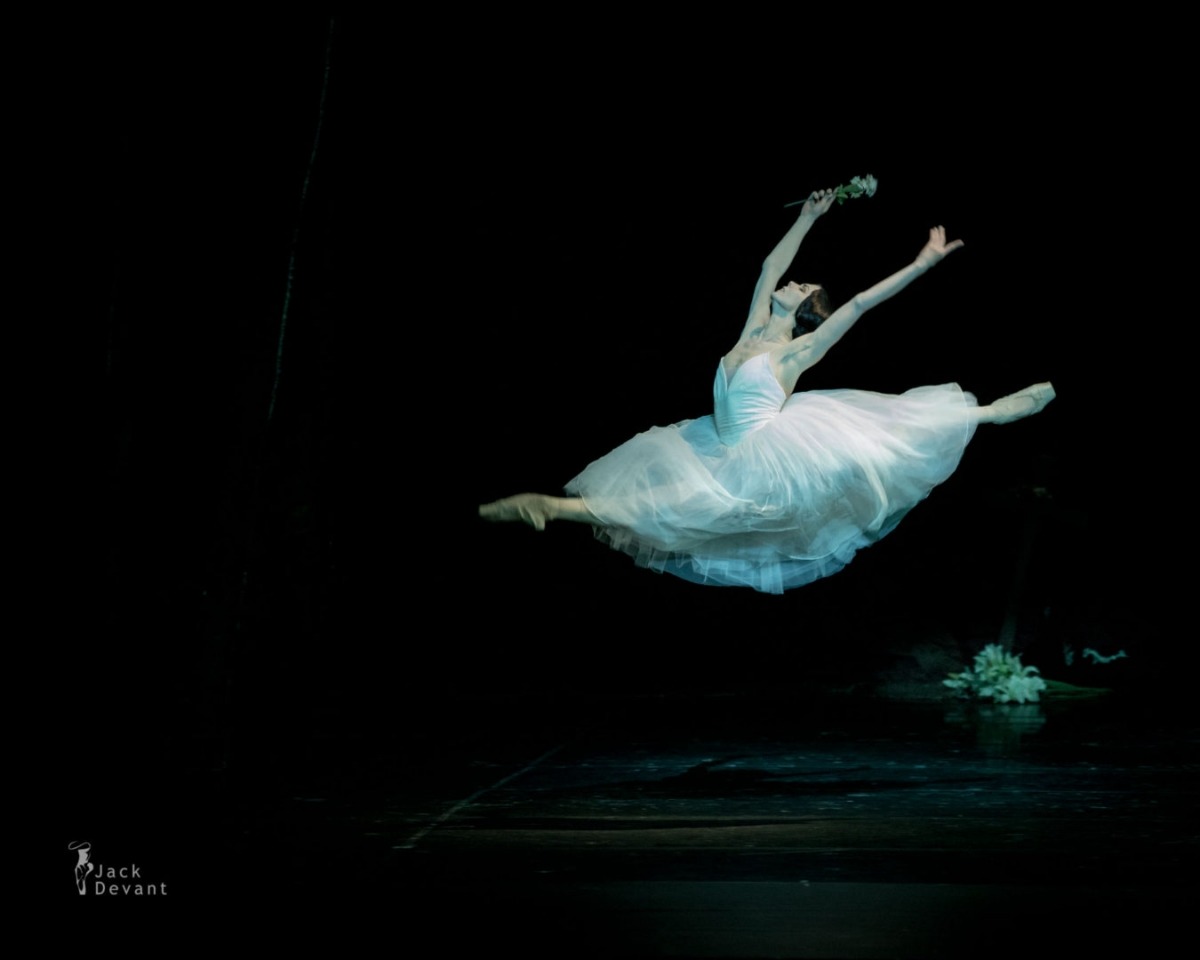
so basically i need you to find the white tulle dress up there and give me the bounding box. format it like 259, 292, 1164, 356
564, 353, 977, 593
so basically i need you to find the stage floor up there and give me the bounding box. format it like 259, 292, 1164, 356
192, 689, 1196, 957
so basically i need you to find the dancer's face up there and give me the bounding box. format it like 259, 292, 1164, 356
771, 281, 819, 314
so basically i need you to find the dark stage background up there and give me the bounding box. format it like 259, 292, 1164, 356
52, 15, 1194, 935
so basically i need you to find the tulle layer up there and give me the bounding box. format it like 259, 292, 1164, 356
564, 384, 977, 593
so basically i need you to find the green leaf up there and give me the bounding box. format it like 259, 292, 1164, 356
1041, 679, 1112, 699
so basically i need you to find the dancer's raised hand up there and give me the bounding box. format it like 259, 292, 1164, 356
800, 188, 836, 219
914, 225, 964, 269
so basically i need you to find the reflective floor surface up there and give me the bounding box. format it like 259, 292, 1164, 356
161, 688, 1197, 957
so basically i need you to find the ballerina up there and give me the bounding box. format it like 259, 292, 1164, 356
480, 187, 1054, 594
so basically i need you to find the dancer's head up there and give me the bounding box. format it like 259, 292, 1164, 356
794, 286, 831, 336
772, 282, 831, 336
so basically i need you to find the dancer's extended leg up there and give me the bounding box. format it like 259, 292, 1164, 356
975, 382, 1055, 425
479, 494, 596, 531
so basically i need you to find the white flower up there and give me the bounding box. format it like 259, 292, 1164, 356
994, 673, 1046, 704
848, 174, 879, 198
945, 644, 1046, 703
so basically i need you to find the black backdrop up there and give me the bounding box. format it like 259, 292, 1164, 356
50, 14, 1192, 907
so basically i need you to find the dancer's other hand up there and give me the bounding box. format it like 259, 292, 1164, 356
914, 225, 964, 270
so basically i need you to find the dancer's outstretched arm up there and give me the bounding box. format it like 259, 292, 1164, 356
780, 226, 963, 378
740, 190, 836, 338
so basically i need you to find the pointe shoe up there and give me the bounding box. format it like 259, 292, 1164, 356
991, 382, 1056, 424
478, 494, 551, 530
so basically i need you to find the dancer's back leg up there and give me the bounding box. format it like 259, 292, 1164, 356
479, 494, 595, 531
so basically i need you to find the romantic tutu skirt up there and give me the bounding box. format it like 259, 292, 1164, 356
565, 383, 977, 593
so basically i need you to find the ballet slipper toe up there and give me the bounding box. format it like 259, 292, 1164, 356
479, 494, 550, 530
1022, 381, 1056, 409
991, 382, 1056, 424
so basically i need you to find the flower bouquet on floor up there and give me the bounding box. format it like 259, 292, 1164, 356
945, 644, 1112, 703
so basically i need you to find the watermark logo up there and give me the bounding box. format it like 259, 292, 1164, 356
67, 842, 168, 896
68, 840, 94, 894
